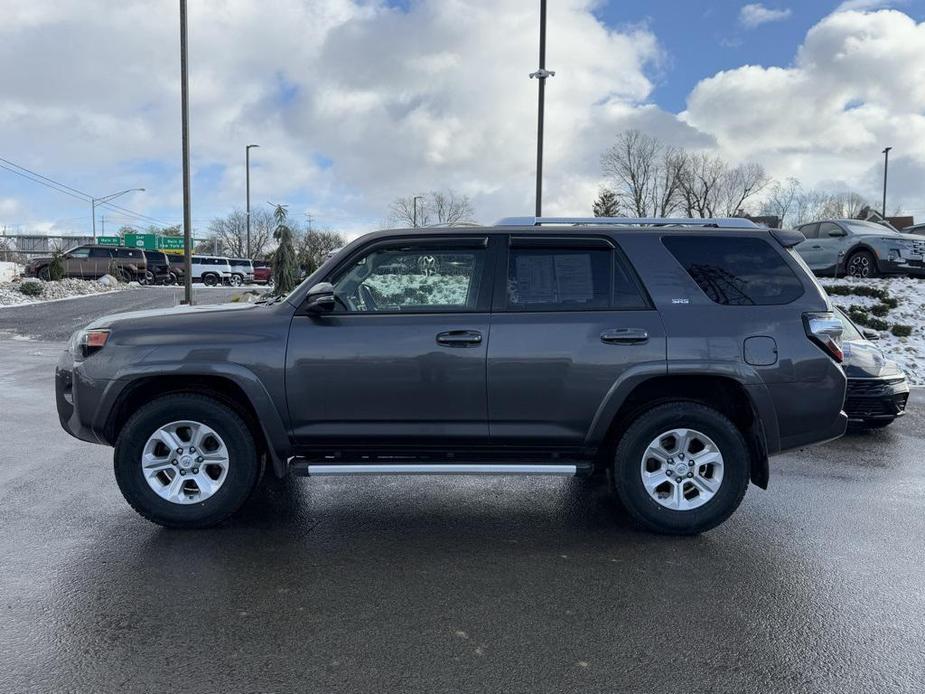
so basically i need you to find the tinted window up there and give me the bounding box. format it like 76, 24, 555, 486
506, 246, 644, 311
68, 247, 90, 258
818, 222, 844, 237
332, 243, 486, 312
798, 223, 818, 239
89, 248, 112, 258
663, 236, 804, 306
115, 248, 143, 259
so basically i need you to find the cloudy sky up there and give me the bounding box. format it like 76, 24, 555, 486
1, 0, 924, 238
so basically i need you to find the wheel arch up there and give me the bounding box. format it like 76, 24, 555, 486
841, 243, 880, 274
103, 370, 291, 477
589, 373, 772, 489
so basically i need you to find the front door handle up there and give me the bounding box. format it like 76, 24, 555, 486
436, 330, 482, 347
601, 328, 648, 345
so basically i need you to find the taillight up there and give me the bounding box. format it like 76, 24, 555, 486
803, 312, 843, 363
79, 329, 110, 358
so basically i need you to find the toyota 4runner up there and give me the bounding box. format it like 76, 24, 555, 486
56, 218, 848, 534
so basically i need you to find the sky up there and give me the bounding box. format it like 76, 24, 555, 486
1, 0, 925, 240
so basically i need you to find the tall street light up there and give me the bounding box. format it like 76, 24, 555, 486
179, 0, 193, 306
530, 0, 555, 219
91, 188, 145, 239
882, 146, 892, 218
246, 144, 259, 257
412, 195, 424, 227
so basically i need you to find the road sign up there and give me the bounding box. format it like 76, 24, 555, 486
158, 236, 185, 250
123, 233, 157, 250
96, 236, 121, 246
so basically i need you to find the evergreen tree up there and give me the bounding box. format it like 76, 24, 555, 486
271, 204, 299, 295
593, 188, 620, 217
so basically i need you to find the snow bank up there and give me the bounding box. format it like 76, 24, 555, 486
824, 277, 925, 385
0, 277, 123, 307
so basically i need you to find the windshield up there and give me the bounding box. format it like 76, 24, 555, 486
843, 220, 897, 234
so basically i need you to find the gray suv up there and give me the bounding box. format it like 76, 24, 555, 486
56, 218, 848, 534
794, 219, 925, 278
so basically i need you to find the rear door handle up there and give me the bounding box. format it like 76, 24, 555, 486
436, 330, 482, 347
601, 328, 648, 345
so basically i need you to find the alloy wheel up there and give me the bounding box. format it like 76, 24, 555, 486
848, 255, 871, 278
141, 420, 230, 504
640, 428, 725, 511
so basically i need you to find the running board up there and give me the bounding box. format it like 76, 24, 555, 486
290, 462, 592, 477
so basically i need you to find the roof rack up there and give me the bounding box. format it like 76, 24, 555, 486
495, 216, 761, 229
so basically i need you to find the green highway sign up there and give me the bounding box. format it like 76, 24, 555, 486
124, 233, 157, 250
158, 236, 185, 250
96, 236, 121, 246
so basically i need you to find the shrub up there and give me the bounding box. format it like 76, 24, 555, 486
865, 316, 889, 331
19, 279, 44, 297
891, 325, 913, 338
870, 304, 890, 317
49, 250, 65, 281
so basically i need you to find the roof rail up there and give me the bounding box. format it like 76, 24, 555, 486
495, 216, 761, 229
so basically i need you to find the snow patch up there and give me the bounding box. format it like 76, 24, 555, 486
0, 277, 124, 307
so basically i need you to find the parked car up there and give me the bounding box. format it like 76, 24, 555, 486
252, 260, 273, 286
835, 307, 910, 429
190, 256, 232, 286
25, 245, 146, 282
794, 219, 925, 278
227, 258, 255, 286
166, 253, 187, 283
901, 222, 925, 237
56, 217, 848, 534
141, 250, 177, 285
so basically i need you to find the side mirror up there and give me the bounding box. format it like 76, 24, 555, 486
304, 282, 335, 313
828, 229, 846, 237
862, 328, 880, 341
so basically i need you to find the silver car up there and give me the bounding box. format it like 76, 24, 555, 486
794, 219, 925, 278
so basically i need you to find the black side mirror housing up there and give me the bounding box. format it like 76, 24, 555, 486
862, 327, 880, 341
828, 229, 846, 237
304, 282, 336, 313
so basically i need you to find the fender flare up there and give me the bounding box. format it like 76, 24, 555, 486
98, 362, 292, 477
840, 242, 880, 274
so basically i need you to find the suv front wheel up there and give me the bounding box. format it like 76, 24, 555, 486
114, 394, 261, 528
613, 402, 749, 535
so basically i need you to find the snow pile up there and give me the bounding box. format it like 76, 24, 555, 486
365, 273, 471, 307
824, 276, 925, 385
0, 277, 123, 306
0, 262, 23, 282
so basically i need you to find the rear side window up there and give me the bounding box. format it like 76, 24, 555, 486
506, 243, 647, 311
89, 248, 111, 258
115, 249, 143, 259
663, 236, 804, 306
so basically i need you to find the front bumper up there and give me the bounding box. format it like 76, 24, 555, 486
55, 348, 111, 445
844, 376, 910, 423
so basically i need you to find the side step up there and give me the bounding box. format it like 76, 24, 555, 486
290, 461, 592, 477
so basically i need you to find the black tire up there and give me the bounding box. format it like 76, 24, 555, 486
229, 274, 243, 286
846, 250, 878, 278
114, 394, 261, 528
166, 272, 179, 286
203, 273, 218, 286
37, 266, 50, 281
117, 268, 133, 283
612, 402, 750, 535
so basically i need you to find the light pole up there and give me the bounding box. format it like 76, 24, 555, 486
91, 188, 145, 239
882, 146, 892, 218
246, 144, 259, 257
412, 195, 424, 227
179, 0, 193, 306
530, 0, 555, 219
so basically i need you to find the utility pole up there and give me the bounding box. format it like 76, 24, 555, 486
412, 195, 424, 227
90, 188, 144, 239
882, 146, 892, 218
179, 0, 193, 305
246, 144, 259, 258
101, 216, 105, 235
530, 0, 554, 219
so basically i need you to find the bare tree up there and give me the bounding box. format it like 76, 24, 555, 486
602, 130, 680, 217
677, 154, 768, 217
760, 178, 801, 227
297, 226, 345, 274
716, 162, 770, 216
207, 208, 274, 258
818, 191, 868, 220
388, 190, 476, 227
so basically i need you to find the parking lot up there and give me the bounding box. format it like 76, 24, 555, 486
1, 292, 924, 693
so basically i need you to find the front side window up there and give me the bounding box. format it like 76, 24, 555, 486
818, 222, 844, 237
68, 247, 90, 258
332, 243, 486, 313
663, 236, 804, 306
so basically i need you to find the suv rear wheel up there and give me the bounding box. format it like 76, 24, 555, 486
114, 394, 261, 528
612, 402, 749, 535
202, 273, 219, 286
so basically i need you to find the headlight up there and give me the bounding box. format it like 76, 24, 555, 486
76, 329, 110, 358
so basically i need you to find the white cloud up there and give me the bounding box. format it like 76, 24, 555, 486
739, 4, 792, 28
836, 0, 905, 11
682, 9, 925, 212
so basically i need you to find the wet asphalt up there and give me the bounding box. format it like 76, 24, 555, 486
1, 293, 924, 693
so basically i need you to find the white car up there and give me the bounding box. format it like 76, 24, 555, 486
227, 258, 255, 286
190, 256, 233, 286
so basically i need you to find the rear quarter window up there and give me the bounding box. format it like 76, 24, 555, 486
662, 236, 804, 306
